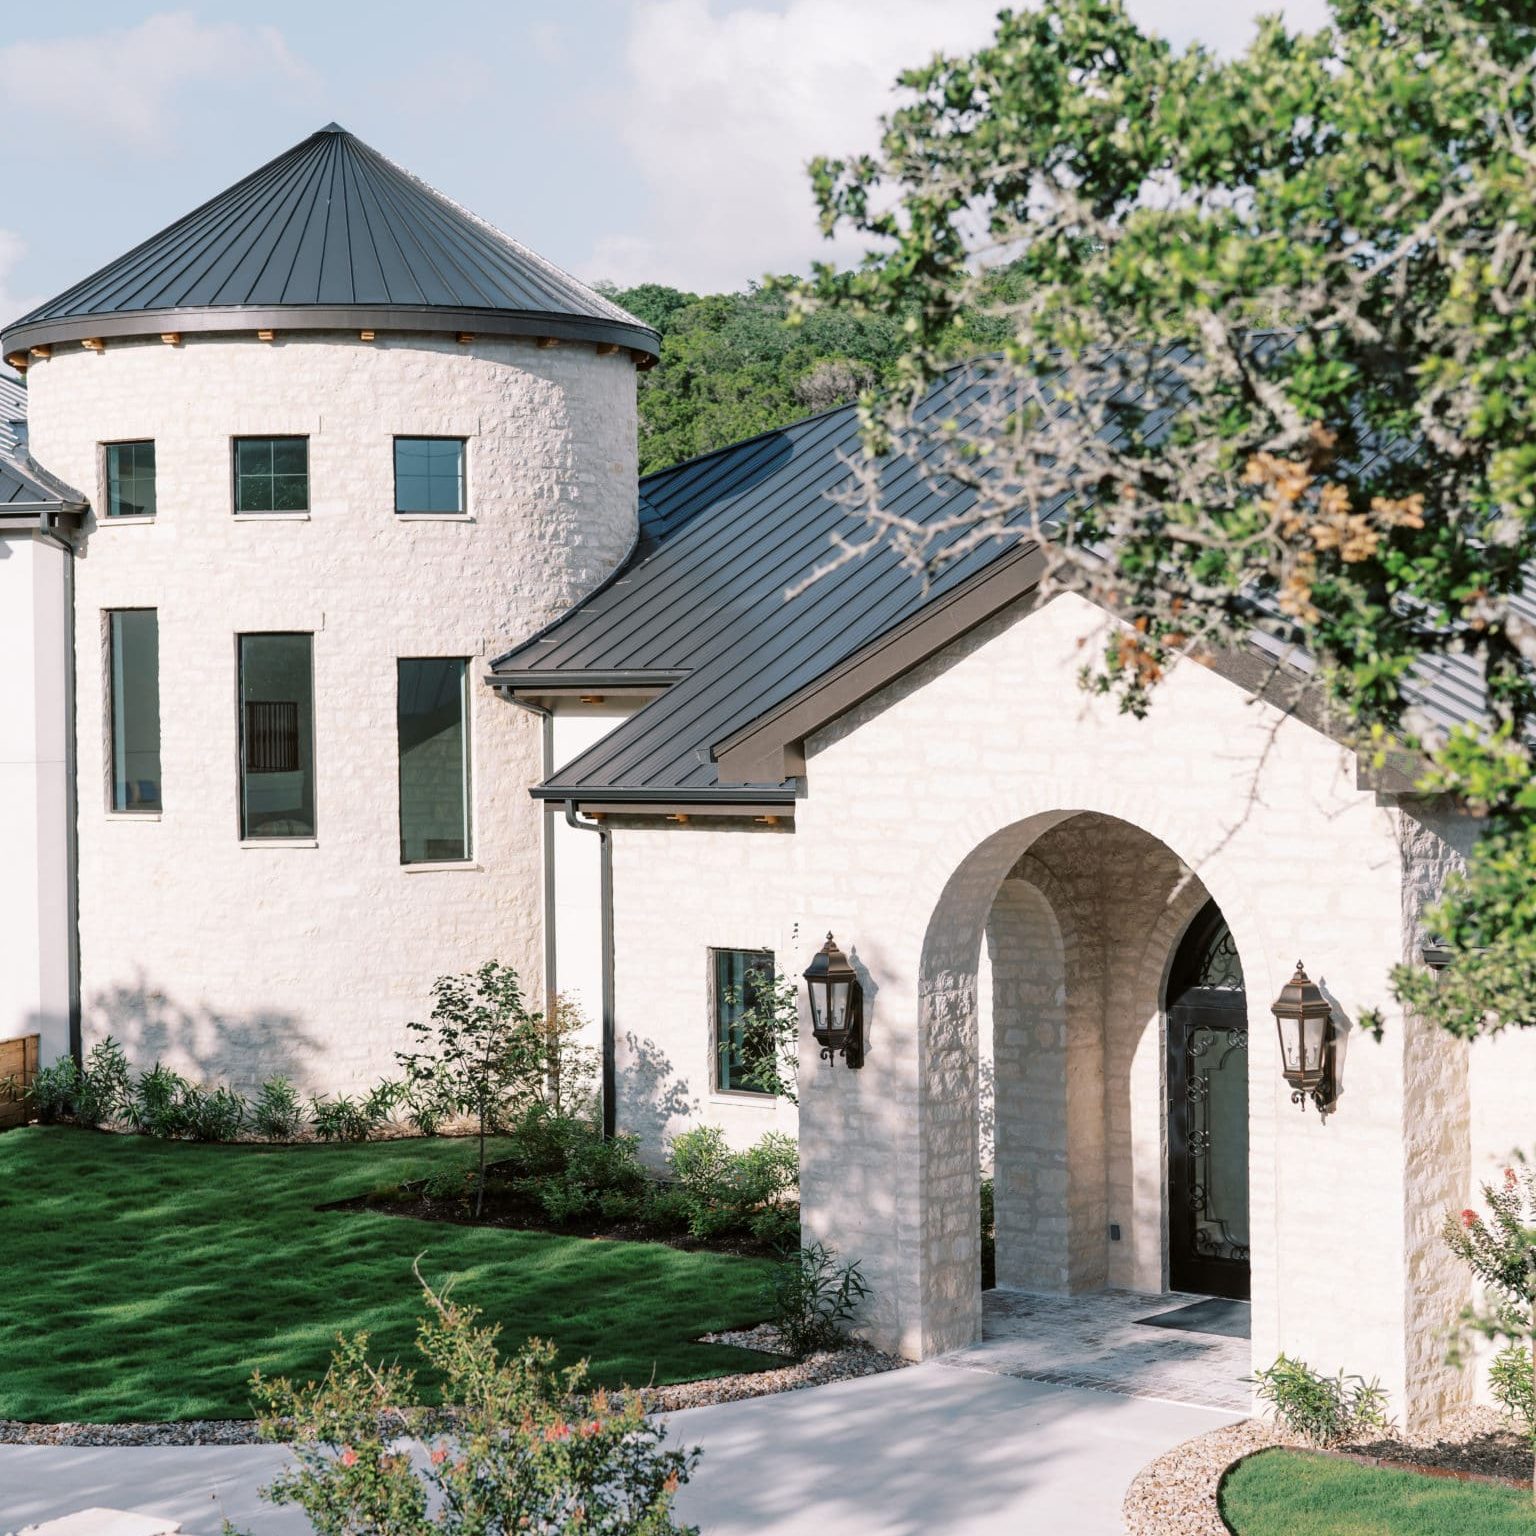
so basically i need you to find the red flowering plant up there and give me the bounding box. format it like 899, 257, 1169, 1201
230, 1267, 698, 1535
1443, 1163, 1536, 1493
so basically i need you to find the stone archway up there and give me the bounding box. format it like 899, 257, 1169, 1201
916, 809, 1248, 1354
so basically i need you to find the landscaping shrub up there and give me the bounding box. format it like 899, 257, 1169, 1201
666, 1125, 798, 1243
769, 1242, 869, 1358
25, 1058, 81, 1123
127, 1063, 192, 1137
251, 1076, 305, 1141
181, 1083, 247, 1142
1248, 1354, 1390, 1446
311, 1091, 391, 1143
76, 1038, 131, 1127
237, 1272, 700, 1536
1490, 1344, 1536, 1441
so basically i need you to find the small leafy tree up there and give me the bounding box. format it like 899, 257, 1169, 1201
723, 966, 800, 1104
238, 1270, 699, 1536
398, 963, 549, 1216
1444, 1163, 1536, 1498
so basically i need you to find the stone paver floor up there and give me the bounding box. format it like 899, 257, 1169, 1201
944, 1286, 1252, 1411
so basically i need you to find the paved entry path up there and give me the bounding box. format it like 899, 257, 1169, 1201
0, 1364, 1239, 1536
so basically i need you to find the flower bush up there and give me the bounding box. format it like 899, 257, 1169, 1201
235, 1271, 699, 1536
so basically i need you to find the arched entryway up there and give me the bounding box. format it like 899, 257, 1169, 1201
1165, 899, 1250, 1300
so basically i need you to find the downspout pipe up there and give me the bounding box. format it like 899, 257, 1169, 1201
564, 800, 616, 1140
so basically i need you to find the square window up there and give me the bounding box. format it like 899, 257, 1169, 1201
105, 441, 157, 518
233, 437, 309, 514
712, 948, 776, 1095
394, 437, 466, 514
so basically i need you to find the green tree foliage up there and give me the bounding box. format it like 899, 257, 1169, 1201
799, 0, 1536, 1041
604, 273, 1026, 475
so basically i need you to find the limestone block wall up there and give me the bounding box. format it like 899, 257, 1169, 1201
601, 585, 1483, 1429
24, 332, 638, 1093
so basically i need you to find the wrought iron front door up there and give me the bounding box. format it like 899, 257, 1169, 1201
1168, 992, 1250, 1298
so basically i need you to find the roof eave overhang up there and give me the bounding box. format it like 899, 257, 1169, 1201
0, 503, 87, 534
711, 540, 1048, 785
4, 305, 660, 367
487, 667, 687, 703
532, 785, 797, 821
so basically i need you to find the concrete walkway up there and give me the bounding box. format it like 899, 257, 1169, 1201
1, 1364, 1239, 1536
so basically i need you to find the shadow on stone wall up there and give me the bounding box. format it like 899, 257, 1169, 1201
617, 1031, 697, 1159
83, 976, 327, 1095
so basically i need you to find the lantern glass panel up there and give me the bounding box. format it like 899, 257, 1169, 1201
1303, 1012, 1326, 1074
807, 982, 826, 1032
1279, 1020, 1303, 1073
828, 980, 850, 1033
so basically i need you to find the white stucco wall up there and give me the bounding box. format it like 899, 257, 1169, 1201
24, 331, 638, 1093
602, 589, 1484, 1429
0, 529, 73, 1066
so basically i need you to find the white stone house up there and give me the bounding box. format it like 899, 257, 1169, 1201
3, 124, 1533, 1431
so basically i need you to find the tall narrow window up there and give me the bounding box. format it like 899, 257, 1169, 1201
105, 441, 157, 518
397, 658, 471, 862
239, 634, 315, 839
712, 948, 775, 1095
108, 610, 161, 811
394, 437, 466, 514
234, 436, 309, 513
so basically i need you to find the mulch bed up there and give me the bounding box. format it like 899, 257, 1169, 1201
1123, 1408, 1534, 1535
321, 1186, 782, 1259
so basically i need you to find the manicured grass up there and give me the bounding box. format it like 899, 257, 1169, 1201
1221, 1448, 1536, 1535
0, 1126, 778, 1423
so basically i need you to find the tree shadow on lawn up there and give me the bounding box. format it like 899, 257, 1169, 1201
0, 1127, 780, 1424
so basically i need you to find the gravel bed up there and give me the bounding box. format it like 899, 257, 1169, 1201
0, 1337, 906, 1447
1123, 1407, 1533, 1533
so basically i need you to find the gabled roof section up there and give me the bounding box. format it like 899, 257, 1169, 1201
495, 360, 1536, 813
490, 373, 1041, 805
3, 125, 658, 362
0, 371, 25, 457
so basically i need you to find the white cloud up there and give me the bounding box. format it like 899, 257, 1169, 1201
588, 0, 1335, 292
0, 231, 44, 331
0, 11, 313, 152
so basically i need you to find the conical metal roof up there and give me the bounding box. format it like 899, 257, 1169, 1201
3, 124, 657, 361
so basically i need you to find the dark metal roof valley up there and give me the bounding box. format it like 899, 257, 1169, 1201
492, 374, 1037, 800
3, 125, 657, 360
494, 367, 1533, 806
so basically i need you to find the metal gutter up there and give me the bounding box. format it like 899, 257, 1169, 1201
5, 305, 659, 366
563, 801, 616, 1140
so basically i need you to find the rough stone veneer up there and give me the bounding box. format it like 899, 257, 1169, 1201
603, 588, 1482, 1430
25, 332, 638, 1093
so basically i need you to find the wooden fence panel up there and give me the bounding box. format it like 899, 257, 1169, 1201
0, 1034, 39, 1129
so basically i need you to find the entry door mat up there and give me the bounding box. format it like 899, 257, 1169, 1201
1136, 1298, 1251, 1339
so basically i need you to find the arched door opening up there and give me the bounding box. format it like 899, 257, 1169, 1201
1165, 899, 1250, 1299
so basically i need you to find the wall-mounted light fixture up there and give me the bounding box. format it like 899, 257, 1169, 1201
803, 933, 864, 1068
1270, 960, 1335, 1114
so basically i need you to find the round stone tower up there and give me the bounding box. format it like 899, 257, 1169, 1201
3, 124, 656, 1094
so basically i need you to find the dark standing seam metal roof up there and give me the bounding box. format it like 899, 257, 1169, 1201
494, 367, 1536, 803
2, 125, 657, 360
491, 374, 1033, 799
0, 378, 87, 515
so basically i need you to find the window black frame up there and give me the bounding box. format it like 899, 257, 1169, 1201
710, 947, 776, 1097
236, 631, 316, 840
396, 656, 473, 864
106, 607, 162, 812
232, 435, 310, 515
103, 440, 157, 519
392, 435, 468, 516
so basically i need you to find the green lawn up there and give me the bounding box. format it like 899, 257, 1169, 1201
1221, 1449, 1536, 1535
0, 1126, 778, 1423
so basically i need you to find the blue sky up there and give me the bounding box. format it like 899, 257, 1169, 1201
3, 1, 1327, 324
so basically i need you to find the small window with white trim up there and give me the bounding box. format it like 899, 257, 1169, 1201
711, 947, 775, 1095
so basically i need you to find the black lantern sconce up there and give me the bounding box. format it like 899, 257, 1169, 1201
1270, 960, 1336, 1114
803, 932, 864, 1068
